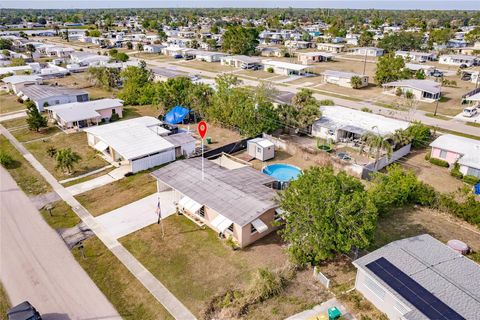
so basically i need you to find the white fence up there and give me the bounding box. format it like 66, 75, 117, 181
313, 266, 331, 288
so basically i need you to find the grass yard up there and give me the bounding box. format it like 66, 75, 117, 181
0, 281, 11, 317
174, 60, 236, 73
122, 105, 160, 119
236, 70, 278, 80
0, 92, 25, 114
40, 200, 80, 229
121, 215, 330, 319
75, 171, 157, 216
25, 131, 108, 180
0, 116, 27, 128
0, 136, 51, 195
73, 237, 173, 320
178, 122, 243, 148
61, 166, 114, 187
11, 125, 61, 143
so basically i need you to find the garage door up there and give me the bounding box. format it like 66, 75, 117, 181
131, 149, 175, 173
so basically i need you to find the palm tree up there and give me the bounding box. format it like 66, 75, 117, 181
360, 129, 393, 170
55, 148, 81, 174
388, 129, 412, 150
26, 44, 36, 59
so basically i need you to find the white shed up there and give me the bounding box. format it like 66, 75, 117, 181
247, 138, 275, 161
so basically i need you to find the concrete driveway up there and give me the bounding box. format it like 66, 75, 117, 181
95, 191, 176, 239
286, 298, 355, 320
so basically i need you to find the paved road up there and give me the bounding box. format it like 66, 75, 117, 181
0, 167, 120, 320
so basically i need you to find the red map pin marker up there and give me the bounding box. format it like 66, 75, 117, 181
197, 121, 207, 139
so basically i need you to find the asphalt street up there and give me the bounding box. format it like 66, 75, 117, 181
0, 167, 121, 320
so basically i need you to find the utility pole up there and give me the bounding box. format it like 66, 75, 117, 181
433, 75, 443, 117
363, 48, 368, 75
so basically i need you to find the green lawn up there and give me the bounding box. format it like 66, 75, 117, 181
0, 116, 27, 129
11, 125, 61, 143
36, 200, 173, 320
40, 200, 80, 229
25, 131, 108, 180
75, 171, 157, 216
120, 215, 317, 318
0, 281, 11, 317
0, 136, 51, 195
0, 92, 25, 114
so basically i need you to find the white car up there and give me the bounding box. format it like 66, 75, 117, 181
463, 105, 478, 118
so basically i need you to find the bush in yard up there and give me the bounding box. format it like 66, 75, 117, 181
351, 76, 364, 89
361, 107, 372, 113
46, 146, 57, 158
278, 166, 377, 264
424, 151, 431, 160
429, 157, 449, 168
463, 175, 480, 185
110, 113, 120, 122
395, 87, 403, 96
405, 121, 431, 149
266, 67, 274, 73
450, 162, 463, 179
319, 99, 335, 106
0, 151, 14, 168
55, 148, 81, 174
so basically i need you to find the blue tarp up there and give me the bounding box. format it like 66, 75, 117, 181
163, 106, 190, 124
474, 183, 480, 195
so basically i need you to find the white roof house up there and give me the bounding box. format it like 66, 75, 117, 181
404, 63, 435, 74
69, 52, 110, 67
1, 75, 43, 93
347, 47, 384, 57
18, 85, 89, 111
84, 116, 196, 173
353, 234, 480, 320
312, 105, 409, 142
429, 134, 480, 177
45, 98, 124, 130
321, 70, 369, 88
262, 60, 310, 76
395, 51, 437, 63
221, 55, 262, 68
383, 79, 442, 102
439, 54, 478, 67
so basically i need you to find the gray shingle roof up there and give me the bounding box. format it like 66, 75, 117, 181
19, 85, 88, 101
151, 158, 278, 226
354, 234, 480, 320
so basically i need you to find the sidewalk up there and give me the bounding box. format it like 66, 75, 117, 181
66, 166, 130, 195
0, 124, 196, 320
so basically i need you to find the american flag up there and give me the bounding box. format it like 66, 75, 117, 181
156, 198, 162, 224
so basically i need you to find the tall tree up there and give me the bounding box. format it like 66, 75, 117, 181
374, 53, 411, 85
378, 32, 422, 53
221, 26, 259, 55
278, 166, 377, 264
25, 100, 47, 132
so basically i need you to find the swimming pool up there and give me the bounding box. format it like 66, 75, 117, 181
262, 163, 302, 182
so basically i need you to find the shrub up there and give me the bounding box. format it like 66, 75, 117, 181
266, 67, 274, 73
319, 99, 335, 106
429, 157, 449, 168
450, 162, 463, 179
463, 175, 480, 185
46, 146, 57, 158
361, 107, 372, 113
0, 151, 14, 168
424, 151, 431, 160
395, 87, 403, 96
110, 113, 120, 122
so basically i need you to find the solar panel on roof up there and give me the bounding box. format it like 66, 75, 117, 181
366, 257, 465, 320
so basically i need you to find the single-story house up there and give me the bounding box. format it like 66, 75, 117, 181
347, 47, 384, 57
258, 47, 283, 57
143, 44, 166, 53
84, 116, 196, 173
18, 85, 89, 111
312, 105, 409, 142
69, 52, 110, 67
297, 51, 334, 65
151, 67, 187, 82
192, 51, 227, 63
382, 79, 441, 102
429, 134, 480, 178
404, 63, 435, 75
353, 234, 480, 320
395, 51, 437, 63
45, 46, 75, 58
285, 40, 313, 49
220, 55, 262, 69
461, 67, 479, 84
45, 98, 124, 129
262, 60, 309, 76
439, 54, 478, 67
320, 70, 369, 88
2, 75, 43, 93
0, 64, 35, 75
151, 157, 280, 248
316, 43, 345, 53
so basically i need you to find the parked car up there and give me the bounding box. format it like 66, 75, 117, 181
429, 69, 444, 77
462, 105, 478, 118
189, 74, 200, 81
7, 301, 42, 320
173, 54, 183, 59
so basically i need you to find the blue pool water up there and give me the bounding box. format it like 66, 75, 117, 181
262, 163, 302, 182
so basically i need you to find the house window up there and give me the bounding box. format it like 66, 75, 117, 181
198, 206, 205, 218
251, 224, 257, 234
467, 167, 480, 178
439, 150, 447, 159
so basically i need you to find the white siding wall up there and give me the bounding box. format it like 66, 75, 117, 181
130, 149, 175, 173
355, 269, 410, 320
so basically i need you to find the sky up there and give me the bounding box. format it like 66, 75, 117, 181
1, 0, 479, 10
